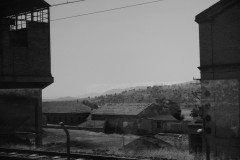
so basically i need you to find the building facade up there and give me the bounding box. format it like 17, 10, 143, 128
196, 0, 240, 158
0, 0, 53, 89
43, 101, 91, 126
138, 115, 180, 134
44, 113, 90, 126
0, 0, 53, 146
92, 103, 179, 134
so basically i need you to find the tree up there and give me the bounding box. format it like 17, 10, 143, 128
190, 108, 199, 118
190, 105, 203, 118
155, 98, 184, 121
82, 100, 98, 110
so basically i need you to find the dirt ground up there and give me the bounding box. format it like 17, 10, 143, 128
1, 129, 192, 159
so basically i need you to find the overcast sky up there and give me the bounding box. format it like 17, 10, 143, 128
43, 0, 219, 99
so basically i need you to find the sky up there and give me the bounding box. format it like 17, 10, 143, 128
43, 0, 219, 99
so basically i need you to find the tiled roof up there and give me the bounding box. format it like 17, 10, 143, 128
92, 103, 151, 116
195, 0, 239, 23
43, 101, 91, 113
147, 115, 178, 121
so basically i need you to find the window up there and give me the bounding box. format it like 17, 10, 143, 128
7, 8, 49, 31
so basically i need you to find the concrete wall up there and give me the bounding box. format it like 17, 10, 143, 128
198, 3, 240, 158
27, 22, 51, 76
199, 22, 213, 67
199, 3, 240, 80
0, 21, 50, 76
199, 4, 240, 66
0, 89, 42, 145
201, 79, 240, 159
0, 8, 52, 147
212, 4, 240, 65
0, 20, 53, 88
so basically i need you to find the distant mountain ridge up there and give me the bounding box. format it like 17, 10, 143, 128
44, 86, 150, 102
90, 81, 200, 108
43, 81, 200, 106
102, 86, 148, 95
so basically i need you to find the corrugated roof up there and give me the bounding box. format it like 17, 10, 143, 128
0, 0, 50, 18
195, 0, 239, 23
92, 103, 151, 116
147, 115, 178, 121
42, 101, 91, 113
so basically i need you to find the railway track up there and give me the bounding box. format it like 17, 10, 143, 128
0, 148, 152, 160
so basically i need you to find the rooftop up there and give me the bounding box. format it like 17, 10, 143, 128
195, 0, 239, 23
92, 103, 152, 116
43, 101, 91, 114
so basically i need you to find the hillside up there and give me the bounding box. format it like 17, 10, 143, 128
43, 81, 200, 114
102, 86, 148, 95
89, 81, 200, 109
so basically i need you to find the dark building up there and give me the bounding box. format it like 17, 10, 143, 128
196, 0, 240, 80
92, 103, 177, 134
43, 101, 91, 126
0, 0, 53, 89
92, 103, 160, 120
44, 113, 90, 126
196, 0, 240, 158
0, 0, 53, 146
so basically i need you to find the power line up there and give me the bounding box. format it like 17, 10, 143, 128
50, 0, 85, 7
51, 0, 163, 22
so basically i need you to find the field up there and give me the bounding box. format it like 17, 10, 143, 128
42, 128, 139, 153
1, 128, 204, 159
40, 128, 199, 160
